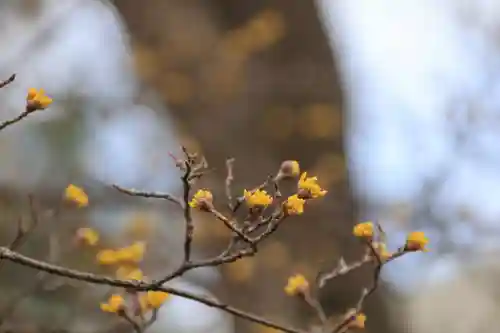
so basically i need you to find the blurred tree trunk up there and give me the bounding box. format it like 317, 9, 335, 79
114, 1, 394, 332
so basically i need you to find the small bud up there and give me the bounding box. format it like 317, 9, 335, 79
345, 310, 366, 329
277, 160, 300, 180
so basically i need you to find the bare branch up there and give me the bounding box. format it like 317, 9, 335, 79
112, 185, 182, 206
0, 248, 305, 333
208, 208, 254, 244
331, 243, 404, 333
0, 74, 15, 89
0, 107, 39, 132
119, 311, 143, 333
180, 159, 194, 263
225, 158, 235, 210
303, 291, 328, 326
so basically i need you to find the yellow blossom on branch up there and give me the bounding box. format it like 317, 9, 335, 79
283, 194, 305, 215
243, 189, 273, 208
97, 242, 146, 265
115, 242, 146, 263
140, 291, 170, 309
116, 266, 144, 281
284, 274, 309, 296
298, 172, 327, 199
189, 189, 214, 210
26, 88, 52, 110
405, 231, 429, 252
76, 227, 99, 246
96, 249, 120, 265
64, 184, 88, 207
100, 294, 125, 313
353, 222, 374, 239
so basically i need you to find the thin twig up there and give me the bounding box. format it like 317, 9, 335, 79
209, 208, 254, 244
0, 107, 37, 132
0, 74, 15, 89
119, 312, 143, 333
181, 158, 194, 263
331, 243, 401, 333
0, 218, 62, 328
316, 251, 404, 289
225, 158, 235, 210
112, 185, 182, 206
303, 292, 328, 326
143, 308, 159, 329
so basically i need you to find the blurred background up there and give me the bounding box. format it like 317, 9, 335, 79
0, 0, 499, 333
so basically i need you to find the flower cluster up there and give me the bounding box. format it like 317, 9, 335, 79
0, 86, 433, 333
97, 242, 146, 266
60, 181, 170, 319
188, 161, 324, 219
352, 220, 429, 259
100, 291, 170, 314
281, 216, 430, 330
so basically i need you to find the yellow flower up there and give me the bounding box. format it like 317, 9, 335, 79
26, 88, 52, 110
189, 189, 213, 210
283, 194, 305, 215
405, 231, 429, 252
284, 274, 309, 296
116, 242, 146, 263
298, 172, 327, 199
76, 227, 99, 246
64, 184, 89, 207
348, 312, 366, 329
353, 222, 374, 239
97, 242, 146, 265
142, 291, 170, 309
100, 294, 125, 313
116, 266, 144, 281
96, 249, 120, 265
243, 189, 273, 208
